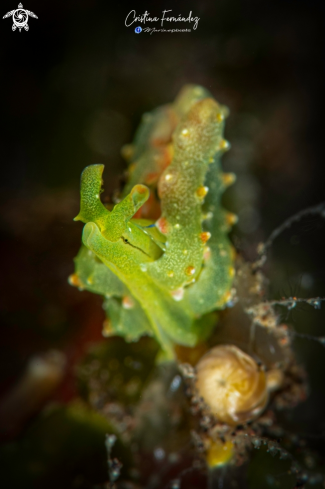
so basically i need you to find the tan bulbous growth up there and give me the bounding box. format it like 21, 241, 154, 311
195, 345, 268, 425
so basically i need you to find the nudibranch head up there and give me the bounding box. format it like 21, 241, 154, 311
195, 345, 268, 425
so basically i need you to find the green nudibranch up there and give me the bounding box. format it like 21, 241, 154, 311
70, 85, 236, 360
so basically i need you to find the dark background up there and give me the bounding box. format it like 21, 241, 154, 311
0, 0, 325, 487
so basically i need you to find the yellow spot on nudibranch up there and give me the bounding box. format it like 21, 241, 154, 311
206, 440, 234, 468
165, 174, 172, 181
200, 232, 211, 244
228, 266, 235, 278
174, 223, 180, 229
222, 290, 233, 305
196, 186, 209, 199
181, 128, 189, 136
222, 172, 236, 187
183, 249, 188, 255
167, 270, 174, 278
226, 212, 238, 226
217, 112, 225, 122
219, 139, 230, 151
68, 273, 82, 288
122, 296, 135, 309
216, 112, 225, 123
185, 266, 196, 276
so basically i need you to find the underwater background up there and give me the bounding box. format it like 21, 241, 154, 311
0, 0, 325, 487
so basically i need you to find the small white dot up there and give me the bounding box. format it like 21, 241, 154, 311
154, 447, 165, 460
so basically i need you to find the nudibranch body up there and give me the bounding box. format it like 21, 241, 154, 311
70, 85, 236, 359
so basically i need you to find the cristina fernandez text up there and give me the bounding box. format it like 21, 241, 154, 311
125, 10, 200, 30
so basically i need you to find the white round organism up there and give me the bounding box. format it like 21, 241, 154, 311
195, 345, 269, 425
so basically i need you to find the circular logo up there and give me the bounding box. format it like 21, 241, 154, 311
135, 26, 142, 34
13, 8, 28, 28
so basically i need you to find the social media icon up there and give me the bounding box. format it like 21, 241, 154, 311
135, 26, 142, 34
